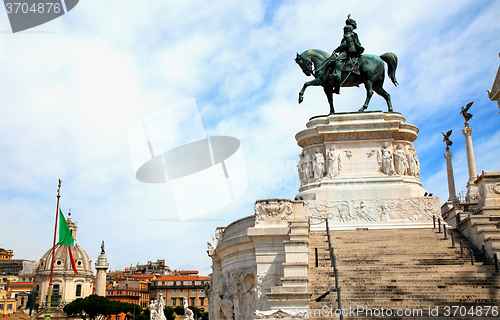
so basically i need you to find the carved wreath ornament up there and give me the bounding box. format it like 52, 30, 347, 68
254, 199, 293, 224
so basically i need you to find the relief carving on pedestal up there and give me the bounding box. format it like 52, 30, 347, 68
489, 183, 500, 195
254, 309, 307, 319
394, 144, 408, 176
255, 199, 293, 224
326, 146, 342, 178
313, 148, 325, 180
377, 142, 395, 176
298, 149, 313, 186
256, 272, 278, 312
305, 197, 437, 224
209, 271, 257, 320
407, 146, 420, 177
207, 227, 225, 250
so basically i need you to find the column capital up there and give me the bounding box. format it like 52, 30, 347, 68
463, 126, 473, 136
444, 151, 453, 159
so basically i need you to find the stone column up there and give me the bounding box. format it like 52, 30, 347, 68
95, 251, 109, 297
462, 126, 479, 201
444, 150, 458, 203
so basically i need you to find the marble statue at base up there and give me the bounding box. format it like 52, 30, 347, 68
150, 294, 166, 320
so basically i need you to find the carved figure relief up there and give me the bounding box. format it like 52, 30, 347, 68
256, 272, 278, 311
297, 152, 305, 184
394, 144, 408, 175
303, 150, 312, 181
305, 197, 438, 224
353, 200, 378, 222
183, 297, 195, 320
241, 273, 256, 320
207, 227, 225, 251
220, 293, 234, 320
490, 183, 500, 195
313, 148, 325, 179
255, 199, 293, 224
326, 146, 342, 178
406, 146, 419, 177
377, 142, 395, 175
150, 294, 167, 320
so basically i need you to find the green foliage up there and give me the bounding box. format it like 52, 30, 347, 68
174, 306, 184, 316
201, 312, 208, 320
63, 294, 143, 320
164, 306, 176, 320
136, 313, 149, 320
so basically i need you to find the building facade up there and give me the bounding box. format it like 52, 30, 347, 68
149, 271, 210, 312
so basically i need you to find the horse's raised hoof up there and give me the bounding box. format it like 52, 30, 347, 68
298, 96, 303, 104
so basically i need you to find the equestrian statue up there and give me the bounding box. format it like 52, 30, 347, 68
295, 15, 398, 114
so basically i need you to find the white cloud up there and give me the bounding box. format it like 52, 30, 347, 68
0, 0, 499, 274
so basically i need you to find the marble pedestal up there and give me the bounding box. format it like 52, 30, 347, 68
295, 112, 439, 230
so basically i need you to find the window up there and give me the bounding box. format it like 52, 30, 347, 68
0, 304, 4, 310
7, 304, 13, 310
53, 284, 60, 294
76, 284, 82, 297
172, 298, 176, 307
173, 281, 176, 285
118, 291, 121, 295
192, 281, 195, 285
173, 289, 176, 293
180, 289, 184, 292
190, 298, 195, 306
200, 298, 204, 306
191, 289, 195, 293
201, 289, 204, 293
201, 281, 204, 285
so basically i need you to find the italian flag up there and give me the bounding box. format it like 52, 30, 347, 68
59, 209, 78, 274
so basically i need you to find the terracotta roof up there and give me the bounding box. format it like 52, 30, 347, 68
178, 270, 198, 274
130, 274, 155, 279
155, 275, 210, 281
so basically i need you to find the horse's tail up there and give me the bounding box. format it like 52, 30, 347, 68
380, 52, 399, 86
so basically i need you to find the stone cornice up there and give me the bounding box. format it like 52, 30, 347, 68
296, 112, 418, 148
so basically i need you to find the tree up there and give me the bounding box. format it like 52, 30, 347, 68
164, 306, 176, 320
63, 295, 143, 320
64, 295, 111, 320
174, 306, 184, 316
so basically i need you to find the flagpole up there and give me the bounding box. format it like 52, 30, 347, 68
44, 179, 62, 320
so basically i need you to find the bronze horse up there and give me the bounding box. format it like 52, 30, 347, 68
295, 49, 398, 114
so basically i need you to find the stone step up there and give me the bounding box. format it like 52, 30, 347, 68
308, 228, 499, 313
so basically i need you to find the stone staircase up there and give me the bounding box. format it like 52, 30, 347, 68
459, 215, 500, 259
308, 228, 500, 319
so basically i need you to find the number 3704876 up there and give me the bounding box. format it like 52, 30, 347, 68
5, 2, 61, 14
443, 306, 498, 317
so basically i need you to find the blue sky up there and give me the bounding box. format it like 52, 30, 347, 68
0, 0, 499, 276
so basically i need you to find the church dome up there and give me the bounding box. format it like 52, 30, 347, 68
36, 243, 93, 276
33, 214, 95, 309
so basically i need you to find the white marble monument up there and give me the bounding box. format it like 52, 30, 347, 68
295, 112, 438, 230
207, 111, 440, 319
